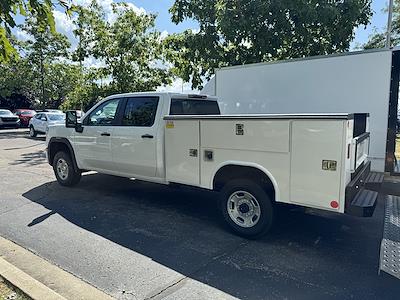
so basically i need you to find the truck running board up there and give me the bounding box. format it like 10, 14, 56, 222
347, 189, 378, 217
365, 172, 385, 191
380, 195, 400, 279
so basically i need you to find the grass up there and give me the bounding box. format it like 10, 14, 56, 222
0, 277, 30, 300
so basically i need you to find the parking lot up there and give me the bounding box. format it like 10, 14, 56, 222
0, 128, 400, 299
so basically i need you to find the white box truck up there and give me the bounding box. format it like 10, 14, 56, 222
202, 48, 400, 174
46, 93, 381, 238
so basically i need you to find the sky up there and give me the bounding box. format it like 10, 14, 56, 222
13, 0, 392, 92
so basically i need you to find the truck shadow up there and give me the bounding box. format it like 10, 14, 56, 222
22, 173, 400, 299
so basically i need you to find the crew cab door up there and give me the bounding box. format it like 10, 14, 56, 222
73, 98, 121, 171
111, 96, 160, 178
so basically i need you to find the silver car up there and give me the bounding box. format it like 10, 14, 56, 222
0, 109, 20, 128
29, 112, 65, 137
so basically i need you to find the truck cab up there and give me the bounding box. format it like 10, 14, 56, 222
47, 92, 220, 184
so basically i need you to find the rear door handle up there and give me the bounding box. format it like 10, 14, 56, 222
101, 132, 111, 136
141, 134, 154, 139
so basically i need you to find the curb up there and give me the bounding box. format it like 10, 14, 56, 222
0, 257, 65, 300
0, 236, 114, 300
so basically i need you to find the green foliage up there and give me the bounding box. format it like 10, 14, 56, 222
168, 0, 373, 88
62, 0, 174, 111
17, 16, 71, 107
73, 1, 172, 95
0, 0, 74, 61
364, 0, 400, 49
0, 15, 79, 109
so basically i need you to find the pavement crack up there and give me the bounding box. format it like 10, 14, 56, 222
144, 277, 187, 300
145, 240, 249, 299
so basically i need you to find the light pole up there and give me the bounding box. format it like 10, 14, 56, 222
386, 0, 395, 48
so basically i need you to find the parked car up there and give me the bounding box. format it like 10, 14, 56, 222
13, 109, 36, 127
29, 112, 65, 137
44, 109, 64, 114
0, 109, 20, 128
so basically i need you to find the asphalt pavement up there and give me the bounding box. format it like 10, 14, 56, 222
0, 128, 399, 299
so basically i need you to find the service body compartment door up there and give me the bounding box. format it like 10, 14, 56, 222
165, 120, 200, 185
290, 120, 345, 211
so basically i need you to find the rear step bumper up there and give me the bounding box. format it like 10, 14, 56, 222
365, 172, 385, 191
345, 161, 383, 217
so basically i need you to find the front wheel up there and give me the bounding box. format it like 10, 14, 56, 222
29, 126, 37, 137
220, 179, 274, 239
53, 151, 81, 186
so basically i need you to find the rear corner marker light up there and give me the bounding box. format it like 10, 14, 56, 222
330, 201, 339, 209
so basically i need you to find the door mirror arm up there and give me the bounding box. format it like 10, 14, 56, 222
75, 123, 84, 133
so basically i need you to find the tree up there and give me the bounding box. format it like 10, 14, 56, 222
19, 16, 71, 107
74, 1, 172, 95
167, 0, 373, 88
0, 56, 35, 108
364, 0, 400, 49
0, 0, 73, 61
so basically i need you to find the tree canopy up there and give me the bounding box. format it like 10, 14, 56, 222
1, 0, 376, 110
167, 0, 373, 88
364, 0, 399, 49
0, 0, 73, 62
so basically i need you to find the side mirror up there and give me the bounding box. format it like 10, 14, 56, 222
66, 110, 84, 133
66, 111, 77, 128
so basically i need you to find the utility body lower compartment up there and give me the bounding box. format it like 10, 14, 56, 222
164, 113, 382, 216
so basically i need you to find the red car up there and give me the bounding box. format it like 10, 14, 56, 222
13, 109, 36, 127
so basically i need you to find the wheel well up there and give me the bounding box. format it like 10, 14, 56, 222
48, 142, 71, 166
213, 165, 276, 200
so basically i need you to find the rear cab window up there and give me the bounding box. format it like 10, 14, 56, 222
121, 97, 159, 127
170, 99, 220, 115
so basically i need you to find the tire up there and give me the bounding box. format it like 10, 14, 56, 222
29, 126, 37, 137
220, 179, 274, 239
52, 151, 81, 186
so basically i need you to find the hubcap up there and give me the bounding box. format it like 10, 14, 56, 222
30, 127, 34, 136
56, 158, 69, 180
227, 191, 261, 228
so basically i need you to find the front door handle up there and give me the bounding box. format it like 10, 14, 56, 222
101, 132, 111, 136
141, 134, 154, 139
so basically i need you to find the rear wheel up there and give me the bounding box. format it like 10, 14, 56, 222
29, 126, 37, 137
53, 151, 81, 186
220, 179, 274, 238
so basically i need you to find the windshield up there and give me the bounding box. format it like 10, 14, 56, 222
47, 109, 63, 114
0, 110, 12, 116
21, 111, 35, 115
48, 114, 65, 121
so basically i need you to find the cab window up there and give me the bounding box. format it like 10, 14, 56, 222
170, 99, 220, 115
121, 97, 159, 127
86, 99, 120, 126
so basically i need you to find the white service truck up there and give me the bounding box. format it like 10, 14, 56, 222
46, 92, 382, 238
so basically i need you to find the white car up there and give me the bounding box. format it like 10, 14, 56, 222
0, 109, 20, 128
29, 112, 65, 137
